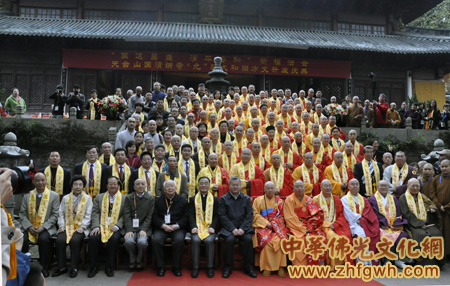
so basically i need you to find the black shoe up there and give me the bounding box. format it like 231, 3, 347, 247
105, 266, 114, 277
245, 267, 257, 278
69, 269, 78, 278
207, 268, 215, 278
157, 267, 166, 277
136, 263, 144, 271
222, 268, 232, 278
191, 268, 199, 278
129, 263, 136, 271
42, 268, 50, 278
87, 267, 98, 278
172, 267, 182, 276
52, 268, 68, 277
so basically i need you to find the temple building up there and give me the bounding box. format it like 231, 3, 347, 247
0, 0, 449, 112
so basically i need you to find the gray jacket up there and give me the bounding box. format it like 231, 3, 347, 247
19, 190, 60, 236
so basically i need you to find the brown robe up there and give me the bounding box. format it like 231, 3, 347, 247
429, 175, 450, 255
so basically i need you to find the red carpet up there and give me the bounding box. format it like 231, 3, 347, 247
127, 269, 386, 286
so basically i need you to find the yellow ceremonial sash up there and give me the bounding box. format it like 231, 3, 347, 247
151, 160, 166, 172
332, 138, 345, 151
274, 131, 286, 142
251, 155, 265, 170
65, 192, 88, 243
361, 159, 380, 196
269, 166, 285, 190
89, 100, 96, 120
405, 190, 427, 221
322, 144, 334, 156
207, 122, 218, 131
262, 146, 271, 160
392, 164, 409, 187
99, 154, 116, 166
301, 164, 319, 184
238, 162, 256, 181
300, 121, 312, 135
198, 166, 222, 196
313, 149, 324, 164
178, 159, 196, 197
331, 162, 348, 184
375, 192, 396, 226
112, 164, 131, 194
198, 149, 207, 169
343, 152, 357, 171
2, 205, 16, 279
292, 141, 306, 156
100, 192, 122, 243
221, 153, 236, 172
270, 138, 279, 150
28, 188, 51, 243
280, 114, 292, 128
319, 193, 335, 223
165, 173, 182, 194
195, 192, 214, 240
138, 167, 157, 196
212, 141, 223, 155
353, 140, 361, 156
187, 138, 199, 150
44, 165, 64, 195
82, 160, 102, 198
346, 192, 365, 215
278, 148, 293, 165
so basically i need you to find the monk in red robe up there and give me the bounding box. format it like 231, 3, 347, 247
284, 180, 326, 265
274, 136, 303, 173
292, 152, 325, 196
230, 148, 265, 198
263, 153, 293, 198
341, 179, 380, 265
313, 180, 353, 268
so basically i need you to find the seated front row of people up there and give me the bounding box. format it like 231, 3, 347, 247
19, 169, 445, 279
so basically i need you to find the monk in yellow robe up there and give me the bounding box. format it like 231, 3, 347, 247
252, 182, 289, 277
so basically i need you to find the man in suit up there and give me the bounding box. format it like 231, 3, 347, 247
219, 176, 256, 278
189, 177, 219, 278
123, 179, 155, 270
102, 148, 134, 195
164, 135, 182, 161
128, 152, 159, 195
155, 156, 189, 199
87, 176, 127, 278
19, 173, 60, 277
383, 151, 417, 196
152, 180, 188, 276
73, 145, 108, 197
38, 151, 71, 196
353, 146, 383, 198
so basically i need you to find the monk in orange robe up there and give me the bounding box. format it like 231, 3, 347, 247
292, 152, 325, 196
324, 151, 354, 197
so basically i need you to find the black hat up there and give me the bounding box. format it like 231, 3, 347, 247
265, 125, 276, 132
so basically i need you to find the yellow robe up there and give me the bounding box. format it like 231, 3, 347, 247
252, 195, 287, 271
283, 194, 308, 265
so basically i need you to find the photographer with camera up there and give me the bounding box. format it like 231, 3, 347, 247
49, 85, 67, 119
66, 84, 85, 119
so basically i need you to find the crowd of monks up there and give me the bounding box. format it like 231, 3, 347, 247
7, 85, 450, 281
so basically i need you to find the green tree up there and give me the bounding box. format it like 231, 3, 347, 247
408, 0, 450, 29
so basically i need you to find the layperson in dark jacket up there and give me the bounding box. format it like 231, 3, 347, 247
152, 180, 188, 277
188, 177, 219, 278
219, 176, 257, 278
123, 179, 155, 270
73, 146, 108, 197
155, 156, 189, 199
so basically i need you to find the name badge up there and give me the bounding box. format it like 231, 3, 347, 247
107, 217, 111, 225
421, 120, 424, 125
55, 106, 59, 111
77, 106, 81, 111
441, 122, 445, 128
133, 218, 139, 228
164, 214, 171, 224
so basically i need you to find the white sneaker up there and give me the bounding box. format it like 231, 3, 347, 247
395, 260, 406, 269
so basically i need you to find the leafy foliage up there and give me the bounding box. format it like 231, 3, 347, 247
359, 132, 433, 155
408, 0, 450, 29
0, 121, 106, 154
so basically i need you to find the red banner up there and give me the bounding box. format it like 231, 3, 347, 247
63, 49, 351, 78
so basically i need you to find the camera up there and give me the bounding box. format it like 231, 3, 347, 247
57, 89, 63, 94
0, 167, 34, 195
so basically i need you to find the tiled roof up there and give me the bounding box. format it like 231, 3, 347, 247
1, 15, 450, 54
